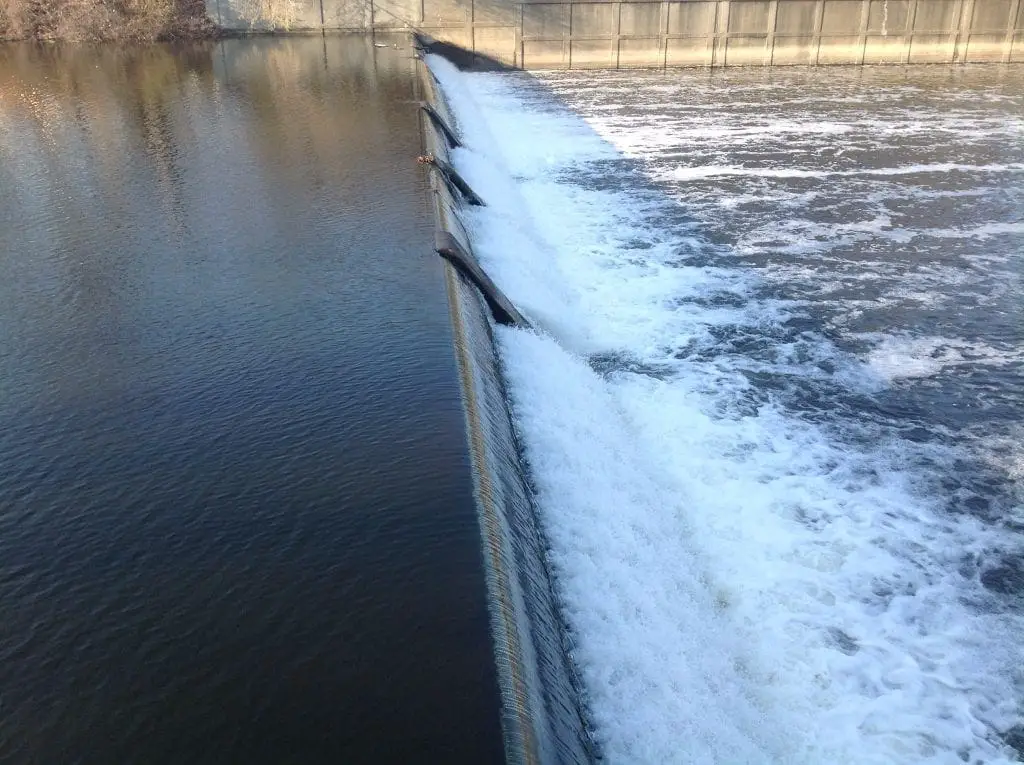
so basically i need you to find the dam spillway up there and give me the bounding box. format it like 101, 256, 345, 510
422, 44, 1024, 764
418, 53, 596, 763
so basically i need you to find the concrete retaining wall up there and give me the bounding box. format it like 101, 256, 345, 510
209, 0, 1024, 69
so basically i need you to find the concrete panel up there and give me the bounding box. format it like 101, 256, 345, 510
772, 34, 816, 62
965, 32, 1008, 57
668, 1, 716, 35
572, 3, 617, 36
971, 0, 1012, 30
473, 26, 517, 63
775, 0, 818, 34
294, 0, 326, 28
620, 3, 662, 36
712, 35, 727, 64
726, 34, 769, 63
523, 3, 568, 38
913, 0, 957, 32
422, 0, 466, 24
522, 39, 567, 67
862, 33, 908, 61
867, 0, 909, 34
728, 1, 771, 33
429, 27, 473, 46
821, 0, 863, 34
322, 0, 372, 28
216, 0, 324, 29
1013, 32, 1024, 59
571, 38, 616, 66
908, 32, 956, 60
818, 33, 862, 61
618, 37, 664, 65
473, 0, 518, 27
665, 36, 714, 64
372, 0, 419, 26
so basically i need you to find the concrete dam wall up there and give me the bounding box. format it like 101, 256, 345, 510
209, 0, 1024, 68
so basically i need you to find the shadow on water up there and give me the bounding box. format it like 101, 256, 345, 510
0, 34, 508, 764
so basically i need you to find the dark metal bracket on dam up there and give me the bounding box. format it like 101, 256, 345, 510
421, 103, 462, 148
209, 0, 1024, 69
435, 231, 531, 328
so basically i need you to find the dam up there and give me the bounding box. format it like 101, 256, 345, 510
1, 11, 1022, 765
208, 0, 1024, 68
419, 43, 1024, 764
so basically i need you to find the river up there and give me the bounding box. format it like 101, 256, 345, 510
430, 58, 1024, 764
0, 37, 506, 763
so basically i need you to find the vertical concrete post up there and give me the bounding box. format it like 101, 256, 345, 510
567, 0, 574, 69
1006, 0, 1022, 62
614, 1, 622, 68
812, 0, 826, 64
766, 0, 780, 65
713, 0, 731, 67
955, 0, 976, 62
514, 2, 522, 67
857, 0, 871, 63
903, 0, 919, 63
660, 0, 671, 70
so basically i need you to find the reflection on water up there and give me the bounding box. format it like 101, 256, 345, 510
0, 37, 505, 763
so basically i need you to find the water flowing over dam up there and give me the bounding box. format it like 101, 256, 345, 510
424, 49, 1024, 764
419, 55, 595, 763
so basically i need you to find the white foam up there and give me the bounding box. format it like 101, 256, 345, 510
668, 162, 1024, 181
498, 329, 788, 763
428, 57, 1024, 764
864, 334, 1024, 382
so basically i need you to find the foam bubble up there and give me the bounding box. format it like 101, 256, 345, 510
864, 335, 1024, 383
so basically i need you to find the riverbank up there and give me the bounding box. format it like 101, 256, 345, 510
0, 0, 218, 41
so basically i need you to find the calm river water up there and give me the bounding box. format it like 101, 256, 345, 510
0, 37, 504, 763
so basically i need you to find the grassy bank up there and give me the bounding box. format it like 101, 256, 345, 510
0, 0, 219, 41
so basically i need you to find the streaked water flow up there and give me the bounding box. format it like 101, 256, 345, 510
0, 38, 506, 763
430, 58, 1024, 764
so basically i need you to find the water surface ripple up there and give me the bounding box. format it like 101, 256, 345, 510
0, 38, 504, 764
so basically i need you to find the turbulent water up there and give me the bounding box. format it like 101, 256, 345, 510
430, 58, 1024, 764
